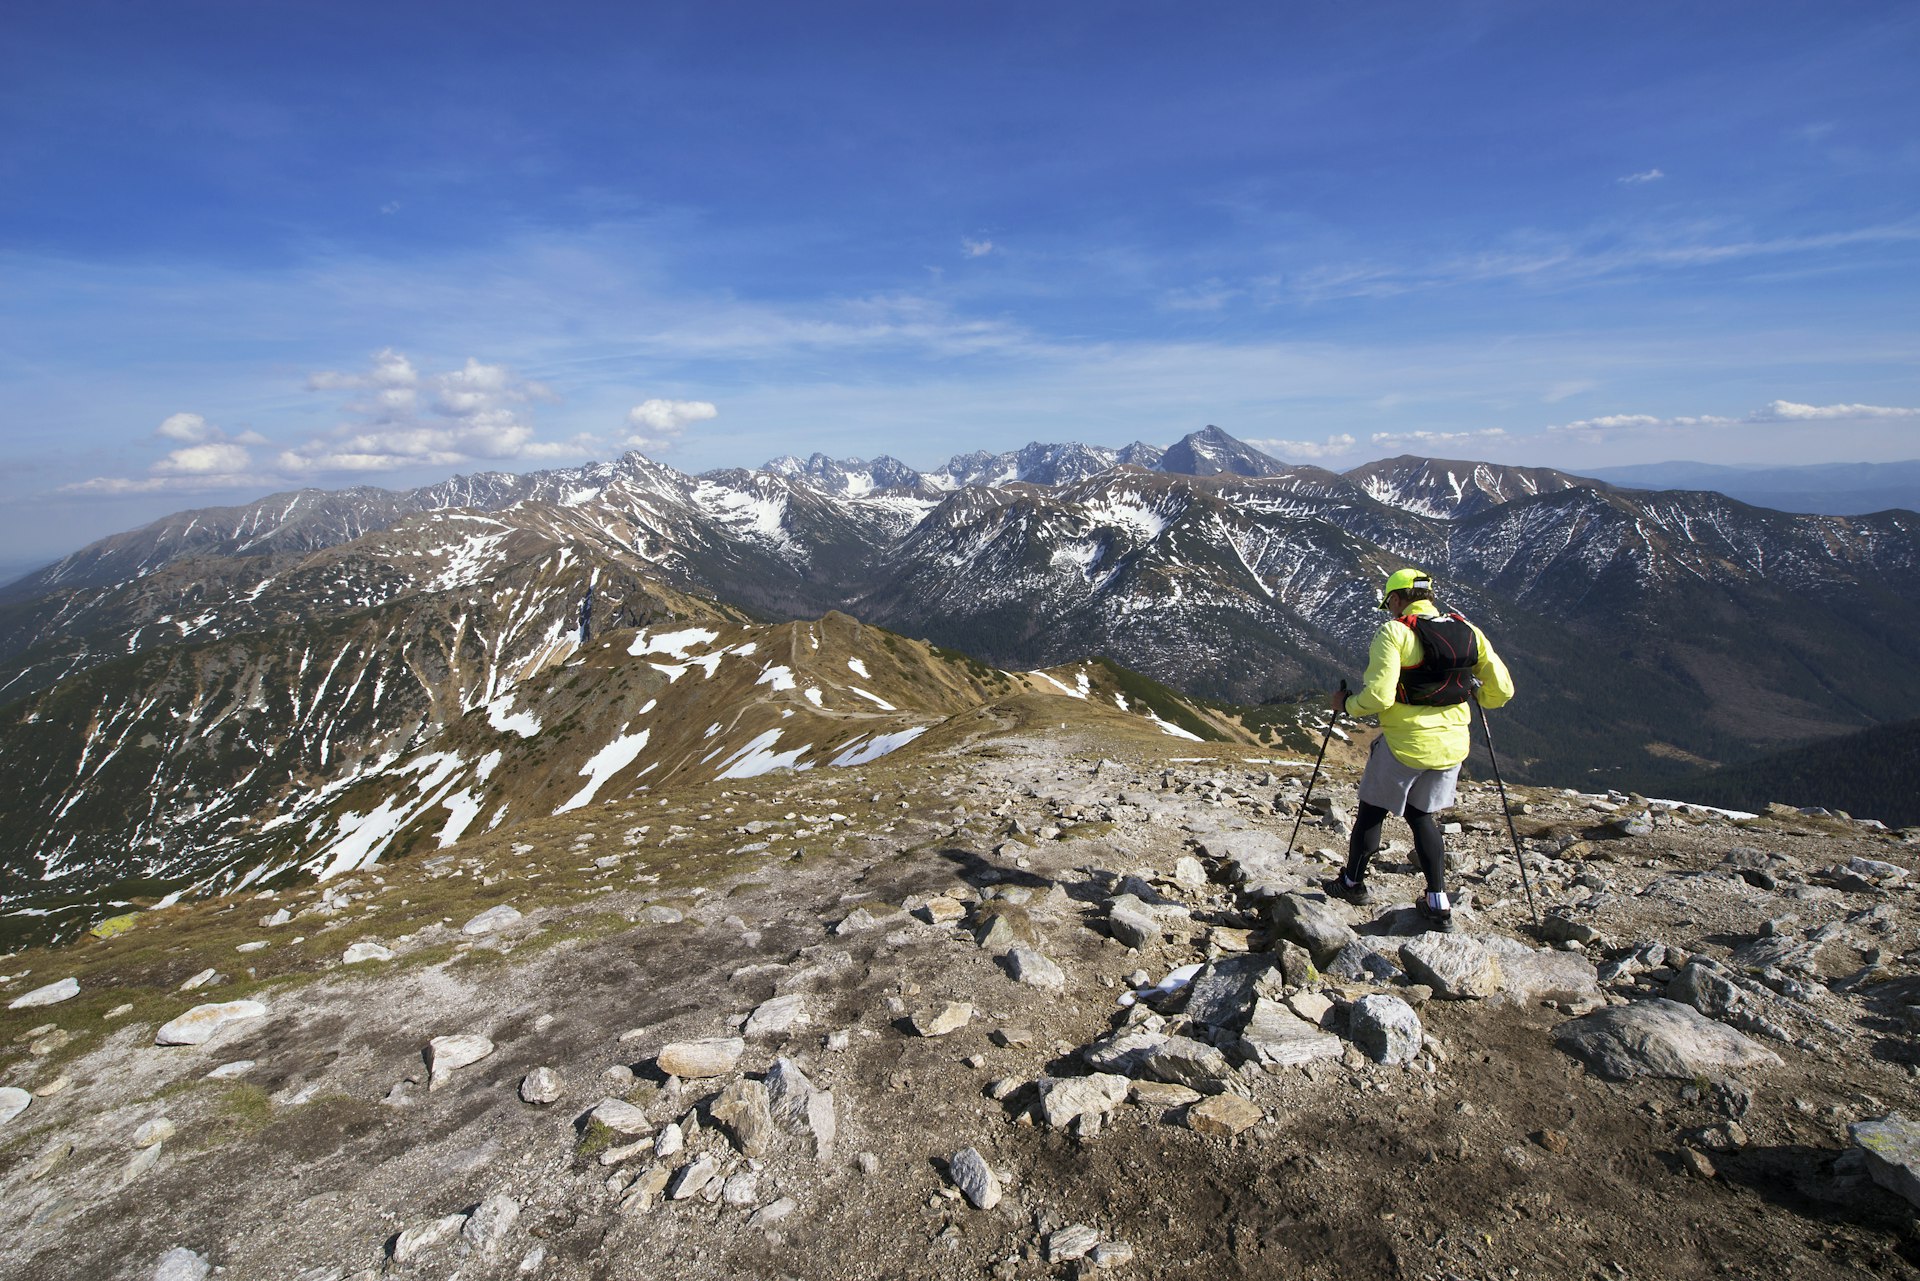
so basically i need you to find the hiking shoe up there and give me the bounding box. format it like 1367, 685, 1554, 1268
1324, 875, 1371, 906
1419, 899, 1459, 933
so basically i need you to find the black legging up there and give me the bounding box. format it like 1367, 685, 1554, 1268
1343, 800, 1446, 894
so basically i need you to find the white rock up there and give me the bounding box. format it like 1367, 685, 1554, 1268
910, 1001, 973, 1037
121, 1142, 162, 1186
260, 908, 292, 927
234, 941, 268, 954
656, 1037, 745, 1078
721, 1171, 760, 1206
654, 1122, 684, 1158
462, 905, 524, 936
589, 1096, 654, 1135
205, 1060, 255, 1080
427, 1034, 496, 1089
949, 1146, 1002, 1209
179, 968, 218, 992
520, 1067, 563, 1105
156, 1001, 267, 1046
748, 1196, 797, 1229
462, 1193, 520, 1257
0, 1086, 31, 1126
8, 977, 79, 1009
744, 993, 810, 1038
133, 1118, 176, 1148
342, 942, 394, 964
391, 1212, 467, 1263
152, 1246, 211, 1280
668, 1153, 721, 1200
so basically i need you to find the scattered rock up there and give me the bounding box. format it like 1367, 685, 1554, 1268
1187, 1093, 1264, 1137
342, 942, 394, 964
520, 1067, 563, 1105
918, 897, 966, 925
462, 1194, 520, 1257
1106, 895, 1161, 949
1046, 1224, 1101, 1262
179, 968, 219, 992
1080, 1026, 1170, 1076
152, 1247, 212, 1281
1129, 1081, 1204, 1108
461, 904, 523, 936
710, 1078, 776, 1157
910, 1001, 973, 1037
427, 1033, 496, 1089
1136, 1037, 1233, 1090
132, 1118, 176, 1148
1239, 999, 1343, 1068
1349, 995, 1423, 1066
668, 1154, 721, 1200
1555, 999, 1783, 1082
205, 1060, 254, 1081
948, 1146, 1002, 1209
156, 1000, 267, 1046
8, 977, 78, 1009
1270, 893, 1357, 967
1090, 1240, 1136, 1269
657, 1037, 745, 1078
391, 1213, 467, 1263
1035, 1074, 1130, 1129
749, 1197, 797, 1229
1002, 947, 1066, 992
1184, 955, 1275, 1030
1399, 935, 1503, 1000
744, 994, 810, 1038
1851, 1114, 1920, 1210
589, 1097, 654, 1135
0, 1087, 31, 1126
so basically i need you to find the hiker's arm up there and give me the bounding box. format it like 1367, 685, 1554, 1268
1472, 625, 1514, 709
1343, 623, 1401, 718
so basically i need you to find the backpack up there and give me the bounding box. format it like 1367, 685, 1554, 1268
1395, 612, 1480, 706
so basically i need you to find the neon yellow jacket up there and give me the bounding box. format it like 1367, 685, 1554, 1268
1343, 599, 1514, 770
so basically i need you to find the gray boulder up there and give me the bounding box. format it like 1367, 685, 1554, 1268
1002, 947, 1066, 993
1136, 1036, 1234, 1089
1399, 935, 1502, 1000
1184, 955, 1276, 1030
1555, 999, 1782, 1081
1851, 1114, 1920, 1210
1238, 998, 1342, 1068
1349, 994, 1422, 1066
1106, 895, 1161, 949
948, 1146, 1002, 1210
1270, 894, 1356, 967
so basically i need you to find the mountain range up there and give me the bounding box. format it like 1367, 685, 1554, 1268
3, 425, 1917, 934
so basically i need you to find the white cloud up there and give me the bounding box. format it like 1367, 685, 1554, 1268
282, 350, 570, 474
1370, 428, 1510, 448
1618, 168, 1665, 185
1751, 400, 1920, 421
153, 442, 253, 476
962, 238, 994, 258
1246, 434, 1356, 460
624, 398, 718, 450
156, 412, 214, 443
1547, 400, 1920, 437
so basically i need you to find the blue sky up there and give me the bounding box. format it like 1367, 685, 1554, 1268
3, 0, 1917, 571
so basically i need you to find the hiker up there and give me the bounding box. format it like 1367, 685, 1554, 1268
1323, 568, 1513, 932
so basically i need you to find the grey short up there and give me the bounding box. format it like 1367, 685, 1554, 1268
1356, 735, 1460, 816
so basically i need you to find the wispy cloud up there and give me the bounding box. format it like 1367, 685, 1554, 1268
281, 350, 569, 474
1246, 433, 1356, 460
1547, 400, 1920, 437
1617, 168, 1665, 185
962, 237, 995, 258
625, 398, 718, 450
1370, 427, 1509, 448
64, 413, 272, 494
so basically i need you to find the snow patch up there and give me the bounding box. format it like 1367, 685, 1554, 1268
804, 688, 824, 708
630, 628, 719, 659
486, 696, 541, 738
849, 687, 896, 710
830, 726, 929, 766
715, 729, 815, 780
757, 665, 797, 691
557, 727, 654, 814
847, 658, 871, 678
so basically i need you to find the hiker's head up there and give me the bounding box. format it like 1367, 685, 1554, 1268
1378, 568, 1434, 611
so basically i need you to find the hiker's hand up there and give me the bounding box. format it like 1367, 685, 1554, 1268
1328, 687, 1348, 714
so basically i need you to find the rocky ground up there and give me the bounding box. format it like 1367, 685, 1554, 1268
2, 695, 1918, 1281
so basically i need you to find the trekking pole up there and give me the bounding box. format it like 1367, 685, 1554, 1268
1472, 696, 1541, 934
1285, 680, 1348, 858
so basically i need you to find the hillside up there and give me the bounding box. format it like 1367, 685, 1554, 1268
0, 698, 1916, 1279
1667, 718, 1920, 829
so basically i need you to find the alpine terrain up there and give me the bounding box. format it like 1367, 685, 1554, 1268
0, 428, 1918, 1279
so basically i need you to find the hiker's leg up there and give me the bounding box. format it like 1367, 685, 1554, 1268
1404, 803, 1446, 894
1343, 801, 1390, 885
